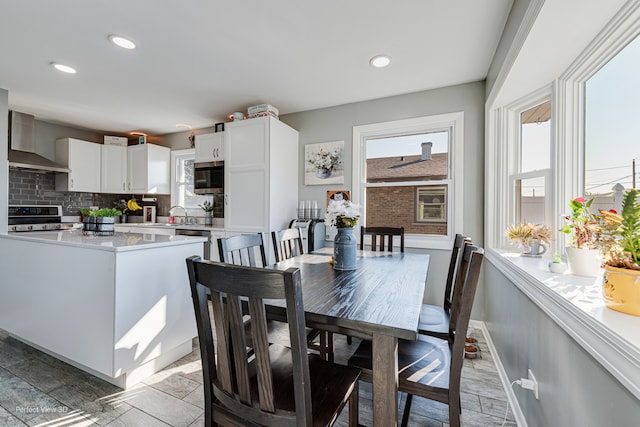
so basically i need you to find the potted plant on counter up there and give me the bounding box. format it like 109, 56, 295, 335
598, 189, 640, 316
84, 208, 122, 233
560, 197, 603, 277
505, 221, 551, 256
199, 200, 215, 226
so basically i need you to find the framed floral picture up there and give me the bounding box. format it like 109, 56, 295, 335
304, 140, 345, 185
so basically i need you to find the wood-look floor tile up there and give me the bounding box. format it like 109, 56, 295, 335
105, 408, 170, 427
0, 367, 65, 424
0, 405, 27, 427
119, 385, 201, 427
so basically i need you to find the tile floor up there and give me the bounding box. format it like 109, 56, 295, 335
0, 327, 516, 426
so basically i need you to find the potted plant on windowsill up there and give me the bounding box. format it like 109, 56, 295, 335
598, 189, 640, 316
560, 197, 603, 277
505, 222, 551, 256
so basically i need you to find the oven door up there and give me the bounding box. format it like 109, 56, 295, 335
194, 162, 224, 194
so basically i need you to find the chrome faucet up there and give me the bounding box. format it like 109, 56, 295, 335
169, 205, 187, 224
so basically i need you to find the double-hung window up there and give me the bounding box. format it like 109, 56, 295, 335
171, 149, 210, 213
352, 112, 464, 249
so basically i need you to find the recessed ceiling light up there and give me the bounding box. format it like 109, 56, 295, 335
175, 124, 193, 130
129, 131, 147, 136
369, 54, 391, 68
109, 34, 136, 50
51, 62, 77, 74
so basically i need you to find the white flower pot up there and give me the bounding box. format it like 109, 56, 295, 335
566, 246, 602, 277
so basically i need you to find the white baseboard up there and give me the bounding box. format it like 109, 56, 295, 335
470, 320, 526, 427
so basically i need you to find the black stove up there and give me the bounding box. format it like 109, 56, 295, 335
8, 205, 72, 232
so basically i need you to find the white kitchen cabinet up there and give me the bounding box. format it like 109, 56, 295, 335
224, 116, 298, 247
55, 138, 101, 193
127, 144, 170, 194
101, 144, 128, 193
195, 132, 224, 163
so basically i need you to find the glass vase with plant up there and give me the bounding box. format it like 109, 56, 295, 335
199, 200, 215, 225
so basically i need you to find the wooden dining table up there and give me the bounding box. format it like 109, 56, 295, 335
265, 248, 429, 426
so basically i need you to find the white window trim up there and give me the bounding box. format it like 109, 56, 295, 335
170, 148, 201, 215
352, 112, 464, 250
485, 0, 640, 401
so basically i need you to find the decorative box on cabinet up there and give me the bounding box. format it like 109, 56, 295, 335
195, 132, 224, 163
224, 116, 298, 237
55, 138, 101, 193
127, 144, 170, 194
101, 144, 128, 193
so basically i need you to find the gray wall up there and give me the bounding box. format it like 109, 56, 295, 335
0, 89, 8, 233
282, 81, 486, 317
484, 261, 640, 425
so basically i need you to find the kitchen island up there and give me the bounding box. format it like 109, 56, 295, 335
0, 230, 206, 389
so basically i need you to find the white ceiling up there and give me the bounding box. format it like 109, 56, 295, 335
0, 0, 512, 136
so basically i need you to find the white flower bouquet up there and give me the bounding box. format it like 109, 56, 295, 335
326, 199, 361, 228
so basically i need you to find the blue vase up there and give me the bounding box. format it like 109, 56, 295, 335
334, 227, 357, 271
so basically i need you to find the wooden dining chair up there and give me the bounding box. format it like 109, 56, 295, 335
271, 228, 305, 263
347, 245, 484, 427
271, 227, 336, 362
217, 233, 267, 267
418, 234, 472, 339
360, 226, 405, 252
186, 256, 361, 427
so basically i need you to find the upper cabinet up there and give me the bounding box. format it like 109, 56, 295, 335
224, 116, 298, 234
195, 132, 224, 163
101, 144, 128, 193
127, 144, 170, 194
55, 138, 101, 193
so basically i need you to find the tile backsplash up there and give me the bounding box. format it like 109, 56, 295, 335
9, 169, 171, 216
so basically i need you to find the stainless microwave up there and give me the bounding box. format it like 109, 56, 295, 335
194, 161, 224, 194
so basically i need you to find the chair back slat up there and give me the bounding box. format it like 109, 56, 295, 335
448, 244, 481, 343
272, 228, 304, 262
185, 256, 313, 425
443, 235, 472, 312
218, 233, 267, 267
360, 226, 405, 252
248, 297, 275, 412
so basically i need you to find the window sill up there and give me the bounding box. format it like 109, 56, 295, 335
486, 248, 640, 400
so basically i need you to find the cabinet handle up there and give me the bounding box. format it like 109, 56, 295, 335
122, 182, 125, 191
225, 194, 228, 206
71, 178, 74, 188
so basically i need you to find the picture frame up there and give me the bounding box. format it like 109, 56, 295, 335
304, 140, 345, 185
143, 206, 156, 223
214, 122, 225, 132
326, 190, 351, 206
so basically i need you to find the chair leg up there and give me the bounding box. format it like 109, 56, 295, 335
348, 380, 359, 427
401, 393, 413, 427
346, 335, 352, 345
449, 394, 461, 427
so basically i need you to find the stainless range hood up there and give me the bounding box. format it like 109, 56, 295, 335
8, 111, 70, 173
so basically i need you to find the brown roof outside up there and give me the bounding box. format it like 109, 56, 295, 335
366, 153, 448, 183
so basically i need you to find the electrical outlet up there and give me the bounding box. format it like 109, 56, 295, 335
526, 369, 539, 399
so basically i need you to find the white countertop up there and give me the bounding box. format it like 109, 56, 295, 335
1, 229, 207, 252
114, 222, 225, 233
